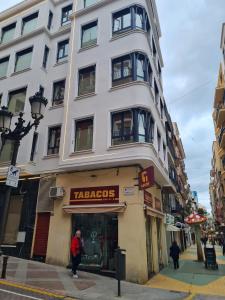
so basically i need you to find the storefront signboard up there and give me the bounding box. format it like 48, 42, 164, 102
144, 190, 153, 208
139, 166, 154, 190
70, 186, 119, 205
155, 197, 162, 211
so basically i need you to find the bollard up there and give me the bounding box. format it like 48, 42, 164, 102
115, 248, 126, 297
1, 255, 8, 279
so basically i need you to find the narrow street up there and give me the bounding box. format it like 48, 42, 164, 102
148, 244, 225, 299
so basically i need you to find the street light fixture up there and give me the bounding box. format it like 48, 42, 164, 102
0, 91, 48, 255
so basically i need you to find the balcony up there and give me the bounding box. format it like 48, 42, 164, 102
215, 107, 225, 128
219, 127, 225, 148
167, 138, 177, 160
214, 86, 225, 108
171, 203, 183, 214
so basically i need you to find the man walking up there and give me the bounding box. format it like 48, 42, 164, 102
170, 241, 181, 270
71, 230, 83, 279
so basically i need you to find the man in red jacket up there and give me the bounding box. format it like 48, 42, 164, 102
71, 230, 83, 278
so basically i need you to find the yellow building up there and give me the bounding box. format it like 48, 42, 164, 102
32, 166, 168, 284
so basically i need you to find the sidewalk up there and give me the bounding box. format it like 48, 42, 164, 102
147, 244, 225, 298
0, 255, 187, 300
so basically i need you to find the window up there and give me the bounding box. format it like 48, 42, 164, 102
39, 85, 44, 97
152, 38, 157, 58
61, 4, 72, 26
84, 0, 97, 8
112, 5, 150, 34
0, 56, 9, 78
48, 11, 53, 30
81, 21, 97, 48
111, 108, 154, 145
158, 61, 161, 77
8, 88, 27, 114
163, 143, 166, 160
1, 23, 16, 43
3, 195, 23, 245
112, 52, 152, 87
52, 80, 65, 106
157, 131, 161, 152
75, 118, 93, 151
160, 99, 164, 119
154, 80, 159, 104
22, 12, 38, 35
47, 126, 61, 155
30, 132, 38, 161
57, 39, 69, 63
78, 65, 95, 96
0, 140, 13, 163
43, 45, 49, 68
15, 47, 33, 72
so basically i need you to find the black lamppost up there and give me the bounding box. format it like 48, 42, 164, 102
0, 92, 48, 254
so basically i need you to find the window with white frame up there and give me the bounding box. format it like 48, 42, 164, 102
8, 87, 27, 114
75, 118, 93, 151
78, 65, 95, 96
15, 47, 33, 73
52, 80, 65, 106
22, 12, 39, 35
47, 126, 61, 155
57, 39, 69, 63
0, 56, 9, 78
61, 4, 72, 26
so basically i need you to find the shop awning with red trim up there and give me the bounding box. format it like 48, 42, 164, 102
63, 203, 127, 214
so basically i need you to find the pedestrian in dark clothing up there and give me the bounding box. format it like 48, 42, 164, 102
70, 230, 84, 279
222, 240, 225, 256
170, 241, 181, 270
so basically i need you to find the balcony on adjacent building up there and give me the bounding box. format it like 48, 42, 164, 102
215, 106, 225, 128
219, 127, 225, 148
214, 86, 225, 108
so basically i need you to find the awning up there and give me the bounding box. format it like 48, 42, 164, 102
166, 224, 180, 232
63, 203, 127, 214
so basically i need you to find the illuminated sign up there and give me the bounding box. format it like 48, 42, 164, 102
139, 166, 154, 190
70, 186, 119, 205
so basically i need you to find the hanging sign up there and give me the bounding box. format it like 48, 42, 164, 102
139, 166, 154, 190
6, 165, 20, 188
70, 186, 119, 205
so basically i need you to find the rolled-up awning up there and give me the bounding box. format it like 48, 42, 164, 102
63, 203, 126, 214
166, 224, 180, 232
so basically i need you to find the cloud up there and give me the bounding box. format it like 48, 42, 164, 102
156, 0, 225, 210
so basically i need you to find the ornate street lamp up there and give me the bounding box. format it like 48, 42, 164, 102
0, 91, 48, 255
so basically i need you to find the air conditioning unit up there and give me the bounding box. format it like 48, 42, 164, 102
49, 187, 65, 198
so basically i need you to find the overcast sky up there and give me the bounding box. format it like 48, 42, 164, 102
0, 1, 223, 210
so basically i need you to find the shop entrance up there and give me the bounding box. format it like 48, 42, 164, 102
146, 216, 153, 278
72, 213, 118, 272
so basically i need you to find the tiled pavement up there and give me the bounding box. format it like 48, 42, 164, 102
0, 256, 187, 300
147, 244, 225, 298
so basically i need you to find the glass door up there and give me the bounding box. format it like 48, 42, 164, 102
72, 213, 118, 271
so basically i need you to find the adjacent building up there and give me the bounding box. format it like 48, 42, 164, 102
0, 0, 191, 283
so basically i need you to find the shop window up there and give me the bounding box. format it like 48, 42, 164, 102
57, 39, 69, 63
111, 108, 154, 146
8, 87, 27, 114
75, 118, 93, 151
52, 79, 65, 106
1, 23, 16, 44
84, 0, 97, 8
0, 140, 14, 163
3, 195, 23, 245
81, 21, 97, 48
47, 11, 53, 30
61, 4, 73, 26
0, 56, 9, 78
112, 52, 152, 87
15, 47, 33, 73
78, 65, 95, 96
157, 130, 161, 152
22, 12, 39, 35
30, 132, 38, 161
47, 126, 61, 155
42, 45, 49, 68
112, 5, 150, 35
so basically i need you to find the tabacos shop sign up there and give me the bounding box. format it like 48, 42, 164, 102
70, 186, 119, 205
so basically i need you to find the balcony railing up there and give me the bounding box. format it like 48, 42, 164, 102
167, 138, 177, 160
218, 127, 225, 147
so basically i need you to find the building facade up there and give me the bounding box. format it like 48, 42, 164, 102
0, 0, 190, 283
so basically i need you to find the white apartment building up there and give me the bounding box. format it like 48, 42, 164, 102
0, 0, 179, 283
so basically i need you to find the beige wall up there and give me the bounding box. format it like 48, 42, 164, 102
45, 166, 166, 283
